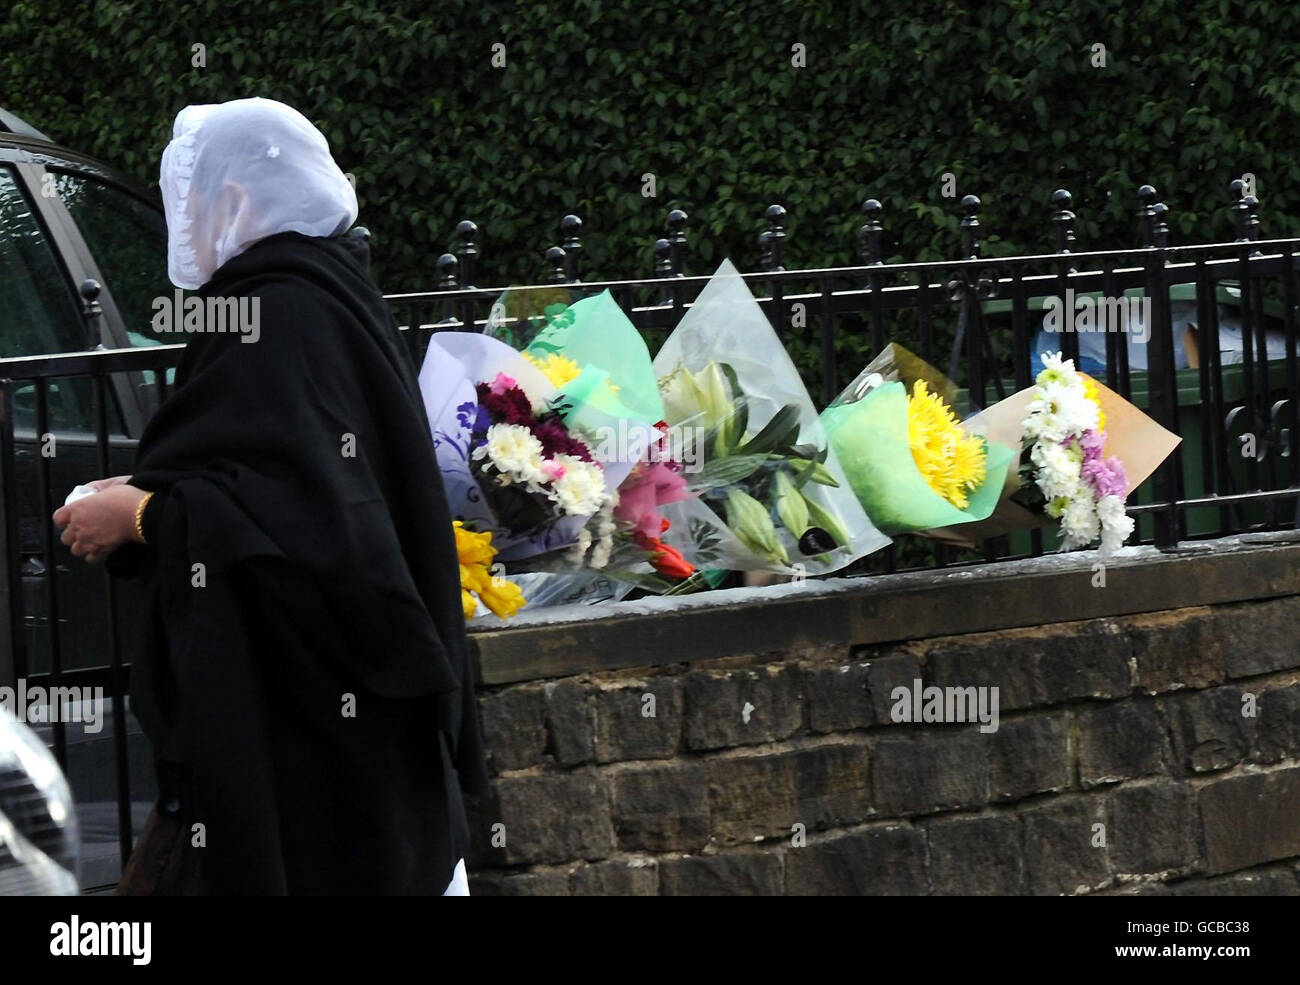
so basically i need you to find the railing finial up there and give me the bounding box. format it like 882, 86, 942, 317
764, 204, 787, 272
560, 214, 583, 282
960, 194, 981, 260
859, 198, 884, 266
654, 237, 673, 277
455, 220, 479, 289
436, 253, 458, 289
80, 279, 103, 350
1138, 184, 1159, 246
1152, 201, 1170, 248
1051, 189, 1075, 255
1244, 193, 1261, 244
544, 246, 567, 283
665, 208, 688, 276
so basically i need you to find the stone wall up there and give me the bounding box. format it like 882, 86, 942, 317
462, 534, 1300, 895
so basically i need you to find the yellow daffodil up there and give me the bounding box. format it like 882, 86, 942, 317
906, 380, 987, 510
454, 521, 526, 620
459, 566, 480, 620
1080, 374, 1107, 432
455, 521, 496, 566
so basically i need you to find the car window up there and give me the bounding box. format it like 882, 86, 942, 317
0, 165, 112, 434
0, 165, 86, 355
50, 170, 170, 348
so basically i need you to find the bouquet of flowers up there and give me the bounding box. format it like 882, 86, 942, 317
454, 520, 526, 619
1014, 353, 1134, 553
955, 351, 1182, 555
821, 342, 1016, 535
651, 259, 890, 575
484, 288, 701, 591
418, 329, 650, 565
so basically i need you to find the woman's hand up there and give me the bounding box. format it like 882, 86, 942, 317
83, 475, 133, 493
52, 484, 150, 563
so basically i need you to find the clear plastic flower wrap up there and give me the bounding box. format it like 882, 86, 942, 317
651, 259, 891, 575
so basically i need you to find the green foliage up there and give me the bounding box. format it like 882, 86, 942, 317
2, 0, 1298, 297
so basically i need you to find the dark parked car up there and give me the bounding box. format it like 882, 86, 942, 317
1, 107, 173, 890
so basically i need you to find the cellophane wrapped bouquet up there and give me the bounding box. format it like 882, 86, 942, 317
651, 259, 890, 576
418, 319, 653, 615
484, 288, 704, 594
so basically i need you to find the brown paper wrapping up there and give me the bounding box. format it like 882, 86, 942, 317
921, 377, 1182, 548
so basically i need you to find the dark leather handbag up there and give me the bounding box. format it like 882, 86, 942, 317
115, 761, 205, 895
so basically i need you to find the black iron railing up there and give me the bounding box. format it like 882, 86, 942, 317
2, 182, 1298, 888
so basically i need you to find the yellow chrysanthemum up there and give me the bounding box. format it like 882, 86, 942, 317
906, 380, 987, 510
454, 521, 526, 620
523, 350, 621, 397
1080, 374, 1107, 432
523, 351, 582, 388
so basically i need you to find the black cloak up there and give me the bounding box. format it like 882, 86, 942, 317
109, 230, 490, 895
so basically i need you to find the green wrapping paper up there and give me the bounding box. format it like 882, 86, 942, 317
523, 289, 665, 425
821, 377, 1015, 537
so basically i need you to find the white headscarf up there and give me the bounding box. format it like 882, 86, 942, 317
159, 97, 358, 289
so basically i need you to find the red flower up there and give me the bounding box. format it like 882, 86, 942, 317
634, 532, 694, 580
530, 417, 595, 461
475, 380, 533, 426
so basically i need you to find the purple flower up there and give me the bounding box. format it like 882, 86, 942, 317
1082, 454, 1128, 499
1080, 429, 1106, 462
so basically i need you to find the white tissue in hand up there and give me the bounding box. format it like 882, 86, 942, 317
64, 485, 97, 506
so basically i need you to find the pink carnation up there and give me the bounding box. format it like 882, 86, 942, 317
489, 373, 518, 396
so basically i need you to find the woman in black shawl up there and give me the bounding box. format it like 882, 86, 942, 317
51, 97, 489, 895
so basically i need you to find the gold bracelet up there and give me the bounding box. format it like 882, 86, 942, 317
134, 491, 155, 544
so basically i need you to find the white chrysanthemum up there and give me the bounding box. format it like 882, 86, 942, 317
1035, 351, 1083, 390
1097, 494, 1135, 556
473, 423, 548, 485
1024, 381, 1098, 442
1032, 441, 1083, 502
1060, 493, 1100, 549
1022, 381, 1072, 443
1055, 385, 1100, 435
1031, 437, 1077, 473
1041, 476, 1085, 510
550, 455, 607, 516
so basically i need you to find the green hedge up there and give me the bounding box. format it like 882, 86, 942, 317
3, 0, 1299, 294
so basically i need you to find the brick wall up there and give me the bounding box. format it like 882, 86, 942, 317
463, 536, 1300, 895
